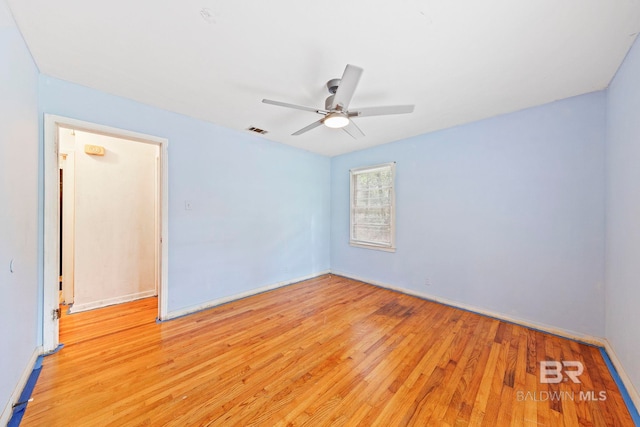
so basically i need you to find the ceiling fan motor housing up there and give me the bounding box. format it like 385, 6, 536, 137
325, 95, 335, 110
326, 78, 341, 110
326, 78, 341, 94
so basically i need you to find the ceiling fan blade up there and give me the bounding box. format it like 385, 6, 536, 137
342, 120, 365, 139
292, 119, 324, 136
330, 64, 363, 111
350, 105, 415, 117
262, 99, 326, 114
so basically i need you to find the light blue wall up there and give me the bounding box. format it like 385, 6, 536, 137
606, 36, 640, 397
331, 92, 607, 337
38, 76, 331, 314
0, 0, 40, 418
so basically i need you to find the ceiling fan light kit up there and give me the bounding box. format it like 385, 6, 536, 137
262, 64, 414, 139
323, 112, 350, 129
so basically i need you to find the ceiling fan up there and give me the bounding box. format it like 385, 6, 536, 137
262, 64, 414, 138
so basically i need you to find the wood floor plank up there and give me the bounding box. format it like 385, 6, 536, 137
21, 275, 636, 426
424, 314, 486, 425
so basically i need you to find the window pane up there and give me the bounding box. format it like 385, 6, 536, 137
350, 163, 395, 249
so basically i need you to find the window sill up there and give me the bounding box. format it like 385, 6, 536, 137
349, 242, 396, 253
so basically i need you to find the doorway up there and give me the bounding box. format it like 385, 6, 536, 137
43, 115, 169, 353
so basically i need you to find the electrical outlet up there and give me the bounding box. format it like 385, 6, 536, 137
185, 201, 192, 210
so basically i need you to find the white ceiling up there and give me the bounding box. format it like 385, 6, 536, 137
7, 1, 640, 156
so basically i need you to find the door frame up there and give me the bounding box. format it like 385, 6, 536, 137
43, 114, 169, 353
59, 150, 75, 304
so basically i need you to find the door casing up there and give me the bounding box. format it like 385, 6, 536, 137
43, 114, 169, 353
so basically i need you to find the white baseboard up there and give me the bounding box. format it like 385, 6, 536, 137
69, 289, 157, 313
602, 339, 640, 412
0, 346, 43, 426
331, 271, 606, 347
164, 271, 330, 320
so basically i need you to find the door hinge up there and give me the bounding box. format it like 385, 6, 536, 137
53, 308, 61, 320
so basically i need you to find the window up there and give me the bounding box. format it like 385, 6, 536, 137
350, 162, 396, 251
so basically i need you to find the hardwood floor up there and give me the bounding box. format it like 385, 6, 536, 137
23, 275, 634, 426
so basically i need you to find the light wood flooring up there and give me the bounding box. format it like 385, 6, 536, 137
22, 275, 635, 426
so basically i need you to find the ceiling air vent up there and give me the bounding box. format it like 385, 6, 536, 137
247, 126, 268, 135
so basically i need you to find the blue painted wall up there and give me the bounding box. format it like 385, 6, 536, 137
331, 92, 607, 337
0, 0, 39, 420
606, 35, 640, 399
38, 76, 331, 314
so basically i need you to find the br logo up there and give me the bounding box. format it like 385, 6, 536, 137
540, 361, 584, 384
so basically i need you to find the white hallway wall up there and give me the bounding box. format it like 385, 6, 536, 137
70, 130, 157, 312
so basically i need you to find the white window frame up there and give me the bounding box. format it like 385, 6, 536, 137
349, 162, 396, 252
